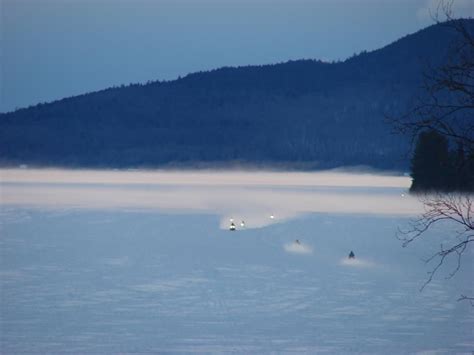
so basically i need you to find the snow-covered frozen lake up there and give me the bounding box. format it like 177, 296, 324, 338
1, 169, 473, 353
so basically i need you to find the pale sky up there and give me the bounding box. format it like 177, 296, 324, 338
1, 0, 473, 113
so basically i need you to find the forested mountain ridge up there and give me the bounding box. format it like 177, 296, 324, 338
1, 21, 470, 170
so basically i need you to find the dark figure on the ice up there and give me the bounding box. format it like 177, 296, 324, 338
295, 239, 300, 244
229, 222, 236, 231
348, 251, 355, 259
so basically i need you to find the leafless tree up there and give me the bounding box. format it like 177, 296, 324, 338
391, 1, 474, 302
390, 1, 474, 155
397, 193, 473, 303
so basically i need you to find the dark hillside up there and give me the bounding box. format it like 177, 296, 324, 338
1, 21, 471, 169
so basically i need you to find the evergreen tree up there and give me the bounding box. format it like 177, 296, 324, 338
410, 130, 452, 192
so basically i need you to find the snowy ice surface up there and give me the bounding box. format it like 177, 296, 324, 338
340, 258, 375, 268
0, 170, 473, 353
284, 241, 313, 254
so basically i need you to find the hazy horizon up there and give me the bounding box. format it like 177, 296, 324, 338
0, 168, 420, 229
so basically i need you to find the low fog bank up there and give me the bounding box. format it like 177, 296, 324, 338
1, 168, 410, 188
0, 168, 420, 228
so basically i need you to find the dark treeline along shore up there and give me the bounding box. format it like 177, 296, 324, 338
1, 21, 472, 171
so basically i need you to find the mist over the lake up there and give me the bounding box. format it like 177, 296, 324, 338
1, 168, 420, 229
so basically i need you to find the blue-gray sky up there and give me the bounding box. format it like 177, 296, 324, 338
1, 0, 473, 112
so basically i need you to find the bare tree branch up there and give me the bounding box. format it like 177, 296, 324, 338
388, 1, 473, 303
387, 7, 474, 155
458, 295, 474, 305
398, 193, 474, 300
